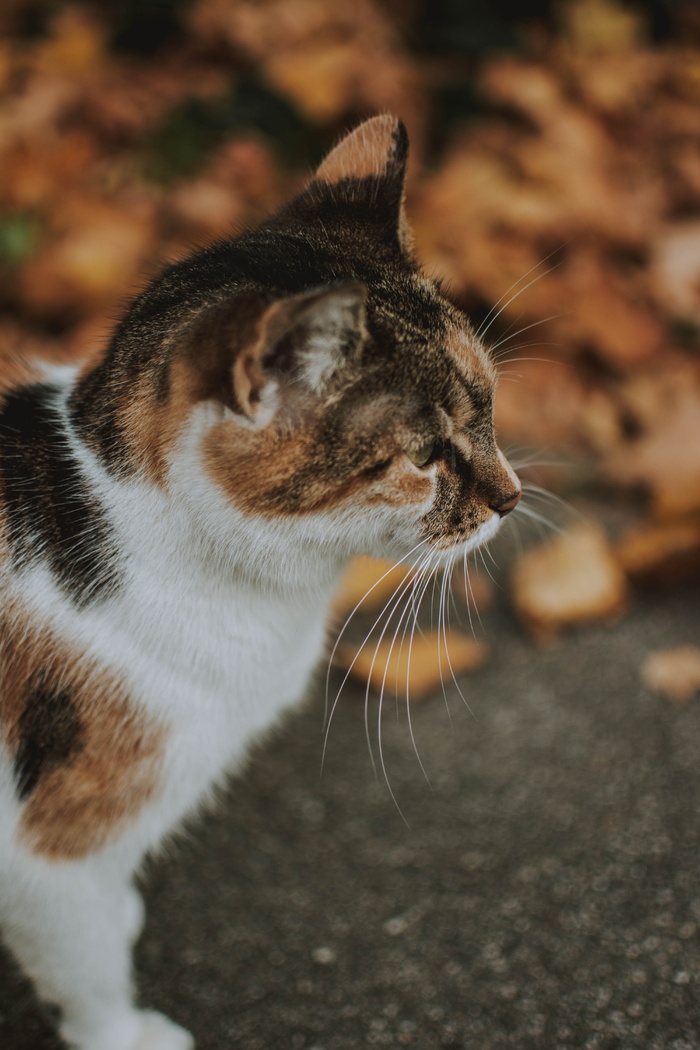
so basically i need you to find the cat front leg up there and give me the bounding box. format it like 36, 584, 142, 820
0, 855, 193, 1050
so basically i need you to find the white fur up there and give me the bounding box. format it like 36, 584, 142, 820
0, 378, 503, 1050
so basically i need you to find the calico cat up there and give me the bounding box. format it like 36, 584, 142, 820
0, 115, 520, 1050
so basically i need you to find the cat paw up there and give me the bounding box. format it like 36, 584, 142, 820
131, 1012, 194, 1050
62, 1009, 193, 1050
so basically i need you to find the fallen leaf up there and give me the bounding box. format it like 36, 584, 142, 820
17, 197, 155, 315
332, 556, 414, 616
511, 525, 628, 639
561, 0, 648, 53
651, 220, 700, 326
267, 42, 363, 122
494, 356, 589, 451
605, 361, 700, 519
616, 518, 700, 586
337, 631, 489, 701
451, 568, 495, 612
642, 645, 700, 703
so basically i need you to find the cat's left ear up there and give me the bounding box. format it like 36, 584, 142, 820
233, 283, 367, 428
307, 114, 413, 252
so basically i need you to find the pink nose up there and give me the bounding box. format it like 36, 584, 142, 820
493, 490, 521, 517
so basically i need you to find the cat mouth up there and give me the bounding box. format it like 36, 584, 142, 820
431, 512, 502, 556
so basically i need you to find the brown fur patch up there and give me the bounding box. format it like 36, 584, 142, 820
0, 607, 164, 860
203, 406, 439, 521
202, 420, 316, 514
118, 359, 204, 483
116, 296, 277, 484
445, 325, 496, 400
315, 115, 403, 186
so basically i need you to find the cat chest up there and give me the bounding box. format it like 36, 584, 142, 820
117, 595, 329, 833
113, 589, 329, 761
2, 580, 329, 862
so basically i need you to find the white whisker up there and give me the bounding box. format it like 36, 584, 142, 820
462, 553, 484, 637
489, 313, 567, 358
515, 502, 565, 534
360, 549, 435, 777
322, 541, 431, 774
324, 537, 430, 728
375, 557, 437, 817
435, 566, 453, 724
401, 562, 438, 786
476, 246, 565, 343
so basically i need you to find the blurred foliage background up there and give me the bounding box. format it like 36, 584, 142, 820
1, 0, 700, 656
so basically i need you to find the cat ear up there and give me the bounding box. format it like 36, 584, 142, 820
307, 114, 413, 251
233, 283, 367, 427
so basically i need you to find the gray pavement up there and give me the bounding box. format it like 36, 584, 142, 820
1, 579, 700, 1050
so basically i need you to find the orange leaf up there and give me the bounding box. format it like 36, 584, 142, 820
337, 631, 489, 701
332, 556, 414, 616
511, 525, 627, 639
642, 646, 700, 703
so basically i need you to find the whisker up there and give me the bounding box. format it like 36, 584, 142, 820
435, 566, 454, 724
462, 554, 484, 637
446, 564, 463, 628
375, 557, 437, 814
400, 562, 438, 786
510, 457, 566, 470
404, 560, 439, 696
476, 246, 565, 342
489, 313, 567, 357
324, 538, 430, 729
400, 559, 443, 744
482, 542, 500, 570
521, 484, 587, 521
322, 542, 431, 774
440, 561, 475, 716
428, 567, 439, 631
477, 546, 498, 586
359, 549, 436, 775
395, 558, 435, 685
490, 341, 562, 357
495, 356, 564, 370
505, 509, 525, 562
515, 502, 566, 534
392, 563, 433, 719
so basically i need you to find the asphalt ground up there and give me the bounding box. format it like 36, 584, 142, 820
2, 574, 700, 1050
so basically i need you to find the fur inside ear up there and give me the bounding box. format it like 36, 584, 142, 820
306, 114, 412, 251
233, 283, 367, 427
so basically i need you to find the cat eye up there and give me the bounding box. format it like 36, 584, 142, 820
405, 441, 435, 468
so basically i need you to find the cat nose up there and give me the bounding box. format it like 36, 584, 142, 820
492, 490, 521, 517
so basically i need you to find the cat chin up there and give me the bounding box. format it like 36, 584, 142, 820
466, 511, 502, 551
427, 511, 502, 568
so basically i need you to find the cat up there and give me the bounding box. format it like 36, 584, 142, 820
0, 114, 520, 1050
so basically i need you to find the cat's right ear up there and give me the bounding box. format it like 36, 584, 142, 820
305, 114, 412, 252
232, 283, 367, 428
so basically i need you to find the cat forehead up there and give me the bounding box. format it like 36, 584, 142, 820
365, 286, 494, 406
331, 322, 494, 440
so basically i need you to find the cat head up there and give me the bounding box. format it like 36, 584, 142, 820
71, 115, 520, 570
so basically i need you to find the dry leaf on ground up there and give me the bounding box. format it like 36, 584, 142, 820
642, 645, 700, 702
336, 631, 489, 701
451, 568, 495, 612
616, 518, 700, 586
511, 525, 628, 639
605, 360, 700, 519
332, 556, 414, 616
